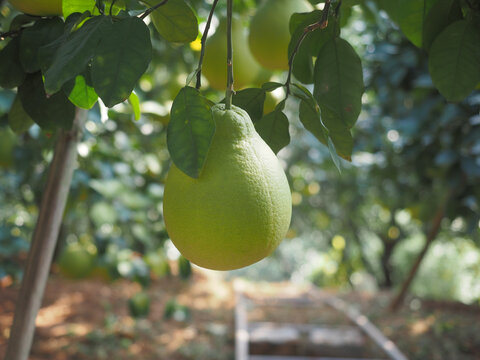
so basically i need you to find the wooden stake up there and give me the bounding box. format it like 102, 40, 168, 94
5, 108, 87, 360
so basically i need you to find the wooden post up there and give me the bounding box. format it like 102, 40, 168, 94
4, 108, 87, 360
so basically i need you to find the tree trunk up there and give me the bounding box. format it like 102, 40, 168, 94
4, 108, 86, 360
380, 238, 395, 288
388, 202, 446, 312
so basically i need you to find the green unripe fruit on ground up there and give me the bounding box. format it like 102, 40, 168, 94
8, 0, 62, 16
58, 242, 97, 279
203, 16, 264, 91
0, 127, 17, 168
249, 0, 314, 70
163, 104, 292, 271
128, 292, 151, 318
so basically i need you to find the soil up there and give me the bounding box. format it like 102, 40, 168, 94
0, 268, 479, 360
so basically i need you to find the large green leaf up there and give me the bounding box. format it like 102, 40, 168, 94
428, 20, 480, 102
313, 37, 364, 129
147, 0, 198, 43
380, 0, 437, 47
43, 15, 111, 95
231, 88, 266, 123
0, 37, 25, 89
8, 95, 34, 134
63, 74, 98, 109
422, 0, 462, 52
91, 16, 151, 107
255, 104, 290, 154
288, 11, 339, 84
167, 87, 215, 178
292, 83, 347, 164
19, 17, 64, 73
18, 72, 75, 130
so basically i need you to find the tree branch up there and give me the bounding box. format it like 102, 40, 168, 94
196, 0, 219, 89
5, 108, 87, 360
285, 0, 332, 96
139, 0, 169, 20
225, 0, 234, 109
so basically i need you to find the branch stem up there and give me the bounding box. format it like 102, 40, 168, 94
139, 0, 169, 20
285, 0, 332, 96
225, 0, 234, 110
196, 0, 219, 89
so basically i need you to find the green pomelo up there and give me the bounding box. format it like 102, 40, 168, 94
58, 242, 97, 279
8, 0, 62, 15
203, 16, 264, 91
249, 0, 313, 70
163, 104, 292, 271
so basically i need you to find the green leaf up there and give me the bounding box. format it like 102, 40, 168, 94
147, 0, 198, 43
129, 92, 141, 121
8, 95, 34, 134
19, 17, 64, 73
0, 37, 25, 89
288, 11, 339, 84
167, 87, 215, 179
18, 72, 75, 130
313, 37, 364, 129
297, 97, 328, 145
63, 74, 98, 109
422, 0, 462, 52
231, 88, 266, 123
37, 12, 84, 72
262, 82, 284, 92
255, 107, 290, 154
381, 0, 437, 47
428, 20, 480, 102
91, 16, 152, 107
44, 15, 111, 95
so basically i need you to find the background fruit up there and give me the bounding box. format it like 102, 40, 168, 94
249, 0, 313, 70
203, 16, 264, 91
8, 0, 62, 16
163, 104, 292, 271
128, 292, 150, 318
58, 242, 97, 279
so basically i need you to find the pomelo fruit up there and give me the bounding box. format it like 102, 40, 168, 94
249, 0, 313, 70
163, 104, 292, 270
8, 0, 62, 16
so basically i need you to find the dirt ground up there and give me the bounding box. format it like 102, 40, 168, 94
1, 268, 479, 360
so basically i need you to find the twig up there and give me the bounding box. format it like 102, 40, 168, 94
0, 28, 23, 40
139, 0, 169, 20
284, 0, 332, 96
196, 0, 219, 89
225, 0, 234, 109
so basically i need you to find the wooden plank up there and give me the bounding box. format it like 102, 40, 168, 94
321, 296, 409, 360
235, 287, 249, 360
249, 356, 385, 360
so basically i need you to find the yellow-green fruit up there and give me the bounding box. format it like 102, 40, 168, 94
8, 0, 62, 16
249, 0, 313, 70
163, 104, 292, 271
203, 16, 264, 91
58, 242, 97, 279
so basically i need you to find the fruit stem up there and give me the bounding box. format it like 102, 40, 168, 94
284, 0, 332, 97
225, 0, 234, 110
196, 0, 219, 89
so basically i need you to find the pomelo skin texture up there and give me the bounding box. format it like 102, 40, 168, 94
163, 104, 292, 271
249, 0, 313, 70
8, 0, 62, 16
203, 16, 264, 91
